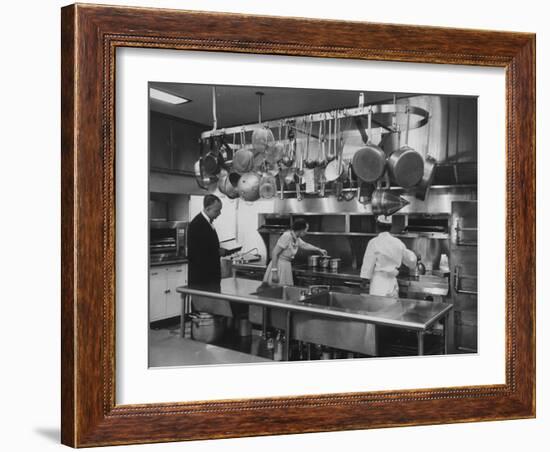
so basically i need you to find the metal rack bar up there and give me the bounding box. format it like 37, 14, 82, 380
200, 104, 430, 139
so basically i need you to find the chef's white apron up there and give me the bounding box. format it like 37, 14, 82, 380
363, 271, 399, 356
369, 271, 399, 298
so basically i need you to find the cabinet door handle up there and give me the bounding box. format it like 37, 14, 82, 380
164, 289, 171, 294
151, 272, 159, 276
176, 269, 183, 272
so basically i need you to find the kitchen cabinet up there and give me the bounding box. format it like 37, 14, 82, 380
149, 263, 188, 323
149, 111, 206, 174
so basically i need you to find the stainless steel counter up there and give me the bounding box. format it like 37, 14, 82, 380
177, 277, 452, 358
232, 262, 449, 297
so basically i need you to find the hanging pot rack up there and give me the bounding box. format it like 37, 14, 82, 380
200, 103, 430, 140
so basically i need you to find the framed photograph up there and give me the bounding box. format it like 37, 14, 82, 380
61, 4, 535, 447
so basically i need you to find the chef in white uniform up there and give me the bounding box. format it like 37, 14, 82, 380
263, 219, 327, 286
360, 215, 418, 297
358, 215, 418, 356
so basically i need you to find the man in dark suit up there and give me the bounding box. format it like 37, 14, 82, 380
187, 194, 227, 292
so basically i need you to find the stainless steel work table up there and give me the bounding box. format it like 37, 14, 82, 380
232, 262, 450, 298
177, 277, 453, 359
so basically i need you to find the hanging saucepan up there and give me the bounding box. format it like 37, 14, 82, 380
386, 105, 424, 188
232, 130, 254, 174
217, 134, 234, 171
251, 93, 275, 155
351, 111, 386, 183
202, 137, 222, 177
414, 155, 437, 200
252, 126, 274, 154
237, 172, 261, 202
379, 130, 400, 157
228, 171, 241, 188
387, 145, 424, 188
259, 173, 277, 199
194, 158, 218, 192
265, 122, 284, 168
217, 170, 239, 199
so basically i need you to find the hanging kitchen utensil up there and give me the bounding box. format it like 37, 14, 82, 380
304, 119, 317, 169
232, 130, 254, 174
317, 119, 327, 168
278, 170, 286, 200
415, 116, 436, 200
237, 172, 261, 202
259, 172, 277, 199
217, 170, 239, 199
194, 158, 218, 192
265, 121, 284, 166
217, 134, 234, 171
202, 87, 224, 176
351, 109, 386, 183
294, 173, 303, 201
371, 175, 409, 215
280, 123, 294, 167
358, 182, 375, 205
251, 92, 275, 155
342, 159, 356, 201
325, 113, 344, 182
387, 103, 424, 188
202, 137, 221, 176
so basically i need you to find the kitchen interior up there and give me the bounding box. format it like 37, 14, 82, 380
148, 82, 478, 367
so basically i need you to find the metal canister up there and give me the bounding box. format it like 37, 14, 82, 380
308, 255, 321, 267
329, 258, 341, 271
319, 256, 331, 269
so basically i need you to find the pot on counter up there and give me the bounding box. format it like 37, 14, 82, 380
319, 256, 331, 269
329, 258, 342, 271
308, 255, 321, 267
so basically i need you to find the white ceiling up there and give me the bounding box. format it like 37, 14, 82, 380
149, 82, 412, 128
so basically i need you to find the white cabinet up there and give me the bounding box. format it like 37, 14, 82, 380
149, 263, 188, 323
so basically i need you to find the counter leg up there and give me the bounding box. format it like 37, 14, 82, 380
442, 315, 448, 354
262, 307, 268, 338
285, 311, 292, 361
180, 294, 187, 338
417, 331, 425, 356
373, 324, 379, 357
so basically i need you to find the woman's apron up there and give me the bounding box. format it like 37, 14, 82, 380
263, 257, 294, 285
263, 231, 299, 285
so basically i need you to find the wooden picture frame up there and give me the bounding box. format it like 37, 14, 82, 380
61, 3, 535, 447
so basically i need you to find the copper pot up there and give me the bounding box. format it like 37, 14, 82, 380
217, 171, 239, 199
387, 145, 424, 188
237, 172, 261, 202
351, 112, 386, 183
259, 173, 277, 199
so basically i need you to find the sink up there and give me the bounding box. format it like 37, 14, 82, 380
252, 285, 305, 301
304, 291, 393, 313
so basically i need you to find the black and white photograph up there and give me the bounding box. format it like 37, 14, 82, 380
148, 83, 478, 367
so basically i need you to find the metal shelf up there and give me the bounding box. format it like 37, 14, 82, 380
258, 230, 449, 239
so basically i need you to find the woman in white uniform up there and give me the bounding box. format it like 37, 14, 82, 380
263, 219, 327, 285
360, 215, 418, 297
